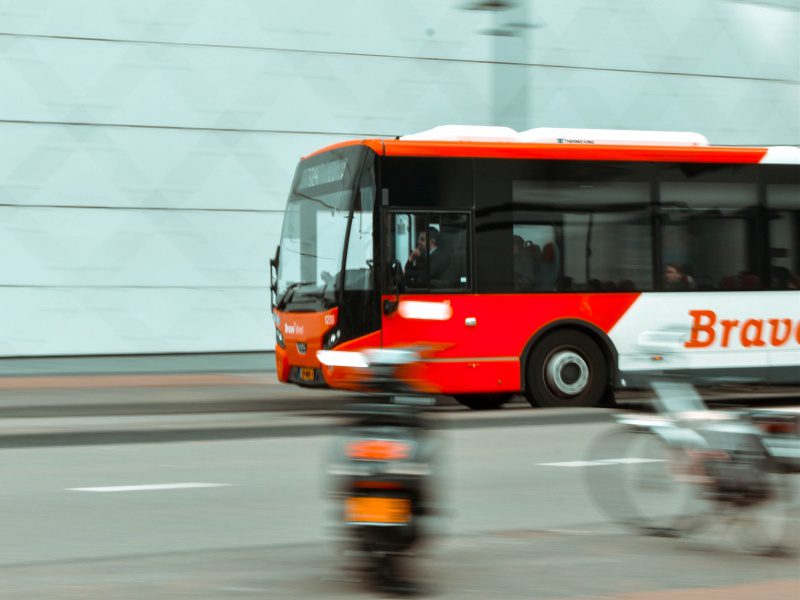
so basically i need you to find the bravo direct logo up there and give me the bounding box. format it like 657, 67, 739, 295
685, 310, 800, 348
284, 322, 304, 335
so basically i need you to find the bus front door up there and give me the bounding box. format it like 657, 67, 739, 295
381, 211, 518, 395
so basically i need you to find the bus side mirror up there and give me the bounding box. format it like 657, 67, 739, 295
383, 260, 403, 315
269, 262, 278, 292
269, 247, 280, 309
383, 298, 399, 315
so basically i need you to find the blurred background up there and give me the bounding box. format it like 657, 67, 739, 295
0, 0, 797, 358
1, 3, 799, 598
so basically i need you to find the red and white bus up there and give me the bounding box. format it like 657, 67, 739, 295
270, 126, 800, 409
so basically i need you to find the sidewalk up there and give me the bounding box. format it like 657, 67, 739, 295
0, 352, 277, 377
0, 352, 349, 447
0, 352, 347, 418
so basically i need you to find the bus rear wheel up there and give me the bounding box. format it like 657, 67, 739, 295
453, 393, 512, 410
526, 330, 608, 408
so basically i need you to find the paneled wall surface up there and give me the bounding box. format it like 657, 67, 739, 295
0, 0, 798, 356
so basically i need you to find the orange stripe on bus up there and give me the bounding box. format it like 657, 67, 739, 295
380, 141, 768, 163
303, 139, 768, 163
303, 139, 384, 159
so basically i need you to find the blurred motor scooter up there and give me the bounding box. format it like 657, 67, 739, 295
320, 347, 440, 595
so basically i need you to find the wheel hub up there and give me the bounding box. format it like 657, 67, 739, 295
545, 350, 590, 396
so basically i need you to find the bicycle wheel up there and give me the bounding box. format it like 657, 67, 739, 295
585, 426, 707, 536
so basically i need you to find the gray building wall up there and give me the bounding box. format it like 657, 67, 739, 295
0, 0, 797, 356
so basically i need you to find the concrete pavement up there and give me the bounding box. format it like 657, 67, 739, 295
0, 352, 797, 447
0, 352, 345, 418
0, 352, 277, 377
0, 402, 614, 448
0, 351, 613, 447
0, 425, 797, 598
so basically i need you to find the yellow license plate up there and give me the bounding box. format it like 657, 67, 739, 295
345, 497, 410, 524
300, 367, 315, 381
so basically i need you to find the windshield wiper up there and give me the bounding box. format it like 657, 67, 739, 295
310, 284, 338, 308
278, 281, 314, 308
292, 190, 341, 212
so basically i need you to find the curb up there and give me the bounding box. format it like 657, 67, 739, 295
0, 383, 356, 419
0, 395, 352, 419
0, 407, 612, 449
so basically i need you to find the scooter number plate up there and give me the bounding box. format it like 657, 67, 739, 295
299, 367, 315, 381
345, 497, 410, 524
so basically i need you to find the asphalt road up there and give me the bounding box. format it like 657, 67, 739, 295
0, 421, 798, 599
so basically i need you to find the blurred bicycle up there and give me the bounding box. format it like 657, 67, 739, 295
586, 378, 800, 556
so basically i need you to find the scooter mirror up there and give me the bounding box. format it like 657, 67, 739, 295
392, 394, 436, 407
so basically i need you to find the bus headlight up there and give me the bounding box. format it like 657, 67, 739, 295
323, 328, 342, 349
276, 328, 285, 349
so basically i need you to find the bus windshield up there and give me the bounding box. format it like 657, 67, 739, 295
276, 146, 371, 311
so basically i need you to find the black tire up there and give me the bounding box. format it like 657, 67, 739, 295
453, 393, 512, 410
525, 329, 608, 408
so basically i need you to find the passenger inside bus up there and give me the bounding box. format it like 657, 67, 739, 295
535, 242, 560, 291
664, 262, 696, 291
717, 271, 761, 290
772, 266, 800, 290
512, 235, 562, 292
404, 227, 450, 288
512, 235, 537, 291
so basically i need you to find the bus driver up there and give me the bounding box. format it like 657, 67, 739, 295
405, 227, 449, 287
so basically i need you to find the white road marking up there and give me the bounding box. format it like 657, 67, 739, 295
68, 482, 233, 493
537, 458, 667, 468
546, 529, 605, 536
605, 458, 668, 464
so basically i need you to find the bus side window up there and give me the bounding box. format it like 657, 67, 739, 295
391, 213, 422, 290
390, 212, 471, 292
512, 178, 652, 292
512, 224, 556, 291
431, 213, 470, 290
660, 180, 758, 291
767, 182, 800, 290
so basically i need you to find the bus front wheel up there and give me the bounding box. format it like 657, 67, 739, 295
526, 330, 608, 408
453, 393, 512, 410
